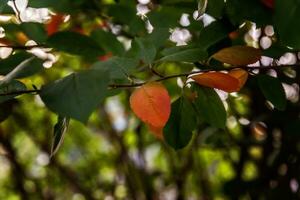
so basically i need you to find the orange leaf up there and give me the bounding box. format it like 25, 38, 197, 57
228, 68, 249, 91
47, 14, 64, 36
148, 125, 163, 139
212, 46, 261, 66
130, 82, 171, 128
191, 72, 240, 93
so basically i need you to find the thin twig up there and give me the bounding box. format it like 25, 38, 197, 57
0, 44, 46, 50
0, 64, 297, 96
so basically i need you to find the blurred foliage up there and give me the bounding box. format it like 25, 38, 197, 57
0, 0, 300, 200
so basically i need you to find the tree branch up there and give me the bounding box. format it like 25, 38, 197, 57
0, 64, 297, 97
0, 44, 46, 50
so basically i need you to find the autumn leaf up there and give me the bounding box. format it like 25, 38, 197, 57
228, 68, 249, 90
212, 46, 262, 65
191, 72, 240, 92
261, 0, 274, 9
130, 82, 171, 132
47, 14, 64, 36
148, 125, 163, 139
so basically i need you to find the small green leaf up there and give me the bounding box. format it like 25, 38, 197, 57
92, 57, 139, 80
127, 38, 156, 64
163, 96, 197, 150
47, 31, 104, 58
51, 115, 70, 157
0, 80, 27, 103
40, 69, 110, 123
257, 74, 287, 111
212, 46, 261, 65
160, 48, 207, 63
192, 84, 226, 128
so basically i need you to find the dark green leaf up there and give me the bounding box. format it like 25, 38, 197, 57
0, 80, 26, 103
0, 0, 8, 13
91, 29, 125, 56
257, 74, 287, 111
197, 21, 230, 50
91, 57, 139, 80
20, 22, 47, 43
40, 69, 110, 123
192, 84, 227, 128
207, 0, 225, 18
0, 57, 43, 84
0, 100, 17, 123
160, 48, 208, 63
47, 31, 104, 58
226, 0, 272, 26
275, 0, 300, 49
164, 96, 197, 150
51, 115, 70, 157
0, 52, 31, 75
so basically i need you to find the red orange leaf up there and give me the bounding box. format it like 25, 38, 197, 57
47, 14, 64, 36
191, 72, 240, 93
228, 68, 248, 91
212, 46, 262, 65
130, 82, 171, 128
148, 125, 163, 139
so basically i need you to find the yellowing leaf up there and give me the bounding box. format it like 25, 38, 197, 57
228, 68, 249, 91
191, 72, 240, 92
212, 46, 262, 65
130, 82, 171, 128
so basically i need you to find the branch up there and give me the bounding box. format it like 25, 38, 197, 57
0, 64, 296, 97
0, 44, 46, 50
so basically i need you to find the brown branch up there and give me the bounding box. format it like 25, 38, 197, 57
0, 44, 46, 50
0, 64, 297, 97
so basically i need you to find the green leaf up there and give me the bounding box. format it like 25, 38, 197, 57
91, 57, 139, 80
47, 31, 104, 58
20, 22, 47, 43
145, 28, 170, 48
275, 0, 300, 49
127, 38, 156, 64
91, 29, 125, 56
40, 69, 110, 123
51, 115, 70, 157
0, 0, 8, 13
257, 74, 287, 111
206, 0, 225, 18
163, 96, 197, 150
0, 80, 27, 104
226, 0, 272, 26
160, 48, 208, 63
0, 53, 31, 75
197, 21, 230, 50
0, 100, 16, 123
192, 84, 226, 128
